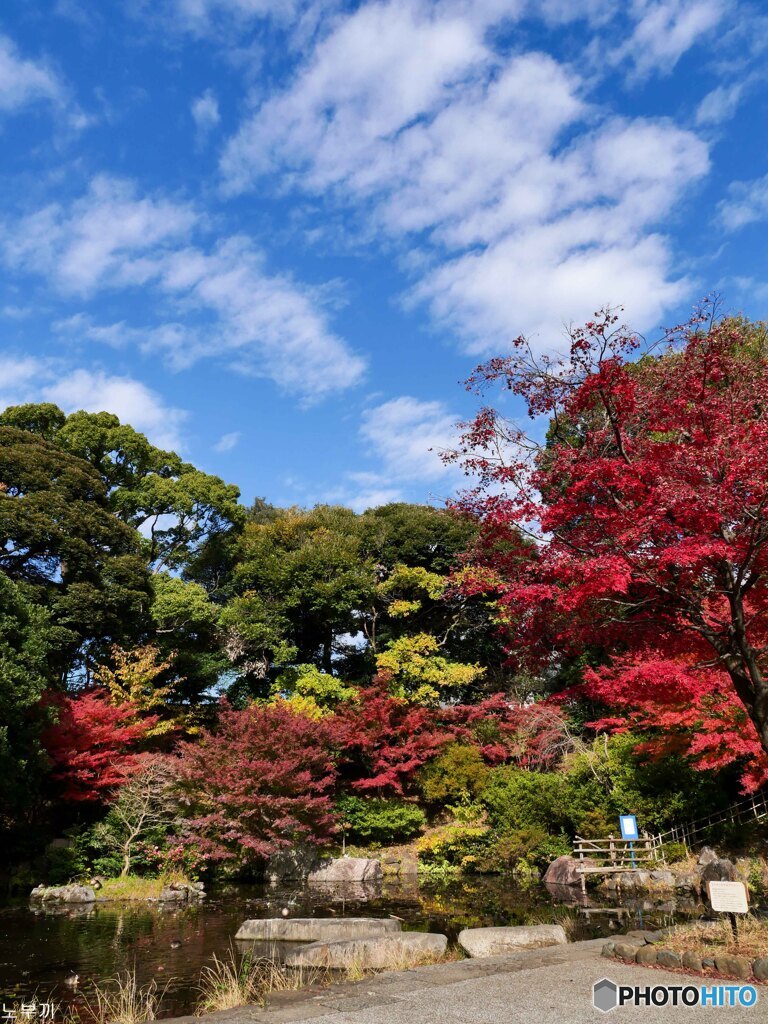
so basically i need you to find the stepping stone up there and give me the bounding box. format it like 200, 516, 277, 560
235, 917, 400, 942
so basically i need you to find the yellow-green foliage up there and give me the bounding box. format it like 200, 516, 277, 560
376, 633, 484, 704
97, 873, 191, 900
94, 644, 176, 736
269, 664, 358, 718
379, 564, 447, 619
420, 743, 489, 804
416, 824, 489, 872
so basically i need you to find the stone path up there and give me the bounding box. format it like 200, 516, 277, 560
165, 939, 762, 1023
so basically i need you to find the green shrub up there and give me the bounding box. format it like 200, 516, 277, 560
475, 827, 571, 874
481, 767, 572, 834
419, 744, 489, 805
337, 796, 426, 846
43, 834, 88, 884
663, 841, 689, 864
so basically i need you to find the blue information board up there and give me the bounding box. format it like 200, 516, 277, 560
619, 814, 638, 840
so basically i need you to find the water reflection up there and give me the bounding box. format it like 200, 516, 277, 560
0, 879, 709, 1019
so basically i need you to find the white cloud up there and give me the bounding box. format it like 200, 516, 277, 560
360, 396, 458, 482
323, 395, 461, 510
718, 173, 768, 230
4, 177, 365, 399
221, 1, 710, 352
695, 82, 744, 125
191, 88, 221, 139
0, 357, 187, 451
43, 370, 187, 451
213, 430, 240, 451
611, 0, 726, 78
220, 0, 492, 193
4, 177, 197, 295
149, 237, 366, 396
0, 34, 65, 113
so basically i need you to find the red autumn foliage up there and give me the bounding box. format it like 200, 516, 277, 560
173, 701, 337, 865
42, 688, 155, 801
450, 305, 768, 789
329, 681, 454, 794
329, 681, 573, 793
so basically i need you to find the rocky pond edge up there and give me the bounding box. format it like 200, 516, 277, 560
602, 931, 768, 983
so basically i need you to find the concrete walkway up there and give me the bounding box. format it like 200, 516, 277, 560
165, 939, 762, 1023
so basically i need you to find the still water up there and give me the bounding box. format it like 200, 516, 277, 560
0, 879, 705, 1019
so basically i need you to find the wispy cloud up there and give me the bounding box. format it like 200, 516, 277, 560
324, 395, 460, 511
695, 82, 744, 125
0, 34, 66, 113
191, 88, 221, 142
608, 0, 726, 79
4, 177, 366, 400
718, 173, 768, 231
213, 430, 240, 452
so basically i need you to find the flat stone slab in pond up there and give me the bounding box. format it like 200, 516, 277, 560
458, 924, 568, 957
284, 931, 448, 969
235, 917, 401, 942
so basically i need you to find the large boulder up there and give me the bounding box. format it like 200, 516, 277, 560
267, 845, 320, 883
30, 884, 96, 903
458, 924, 567, 958
699, 856, 742, 896
235, 917, 401, 942
307, 857, 383, 885
543, 856, 594, 886
285, 931, 447, 969
697, 846, 719, 867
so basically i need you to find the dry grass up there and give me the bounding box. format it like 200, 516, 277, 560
79, 972, 164, 1024
664, 916, 768, 961
196, 949, 328, 1014
196, 942, 459, 1013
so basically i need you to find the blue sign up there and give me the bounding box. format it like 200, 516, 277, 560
620, 814, 638, 840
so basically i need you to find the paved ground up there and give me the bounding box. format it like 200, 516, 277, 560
165, 939, 763, 1024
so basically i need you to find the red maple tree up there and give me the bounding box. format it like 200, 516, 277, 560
330, 681, 454, 794
173, 701, 337, 865
451, 305, 768, 788
42, 688, 155, 801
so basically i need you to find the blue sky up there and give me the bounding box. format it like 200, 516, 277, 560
1, 0, 767, 511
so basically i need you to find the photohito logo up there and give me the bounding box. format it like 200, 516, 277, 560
592, 978, 758, 1012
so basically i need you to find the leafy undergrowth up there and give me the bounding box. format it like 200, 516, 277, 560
664, 917, 768, 961
96, 873, 192, 900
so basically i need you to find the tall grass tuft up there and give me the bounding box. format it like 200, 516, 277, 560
196, 948, 326, 1014
82, 971, 162, 1024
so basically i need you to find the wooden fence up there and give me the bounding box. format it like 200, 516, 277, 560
657, 790, 768, 852
572, 833, 666, 892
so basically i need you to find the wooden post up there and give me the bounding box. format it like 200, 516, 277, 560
609, 834, 615, 864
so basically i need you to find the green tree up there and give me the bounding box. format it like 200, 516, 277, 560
0, 405, 244, 574
151, 573, 225, 704
228, 505, 374, 674
0, 574, 52, 845
0, 425, 152, 678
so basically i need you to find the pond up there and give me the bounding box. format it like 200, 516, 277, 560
0, 878, 710, 1019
